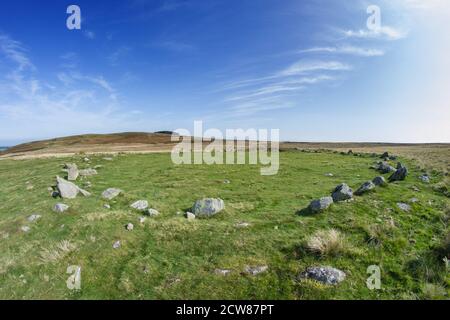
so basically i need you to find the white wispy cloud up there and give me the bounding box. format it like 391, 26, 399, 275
0, 33, 141, 141
0, 34, 35, 71
342, 26, 407, 41
227, 75, 334, 102
299, 45, 385, 57
278, 60, 351, 77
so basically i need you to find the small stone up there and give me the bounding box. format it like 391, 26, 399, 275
139, 216, 147, 224
26, 185, 34, 190
397, 203, 411, 212
103, 157, 113, 161
145, 208, 160, 217
53, 203, 69, 213
103, 204, 111, 209
301, 266, 346, 285
125, 223, 134, 231
27, 214, 41, 222
419, 175, 430, 183
130, 200, 149, 211
244, 265, 268, 276
324, 173, 334, 177
235, 222, 251, 228
409, 198, 419, 203
21, 226, 31, 233
113, 240, 121, 249
185, 212, 196, 220
223, 179, 231, 184
215, 269, 232, 276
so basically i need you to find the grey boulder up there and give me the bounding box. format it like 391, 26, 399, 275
192, 198, 225, 217
376, 161, 396, 174
372, 176, 387, 186
56, 176, 90, 199
64, 163, 79, 181
331, 183, 353, 202
389, 164, 408, 182
308, 197, 333, 214
355, 181, 376, 196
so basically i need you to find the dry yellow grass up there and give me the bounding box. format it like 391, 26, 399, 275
306, 229, 347, 257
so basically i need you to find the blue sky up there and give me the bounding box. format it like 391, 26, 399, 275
0, 0, 449, 145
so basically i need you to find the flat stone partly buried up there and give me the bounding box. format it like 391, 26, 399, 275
300, 266, 346, 285
130, 200, 149, 211
27, 214, 42, 222
102, 188, 122, 200
244, 265, 268, 276
397, 202, 411, 212
192, 198, 225, 217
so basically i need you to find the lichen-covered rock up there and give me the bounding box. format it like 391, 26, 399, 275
130, 200, 148, 211
331, 183, 353, 202
192, 198, 225, 217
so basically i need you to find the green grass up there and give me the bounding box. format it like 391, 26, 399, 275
0, 151, 448, 299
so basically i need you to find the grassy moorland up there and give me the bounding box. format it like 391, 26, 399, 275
0, 150, 448, 299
